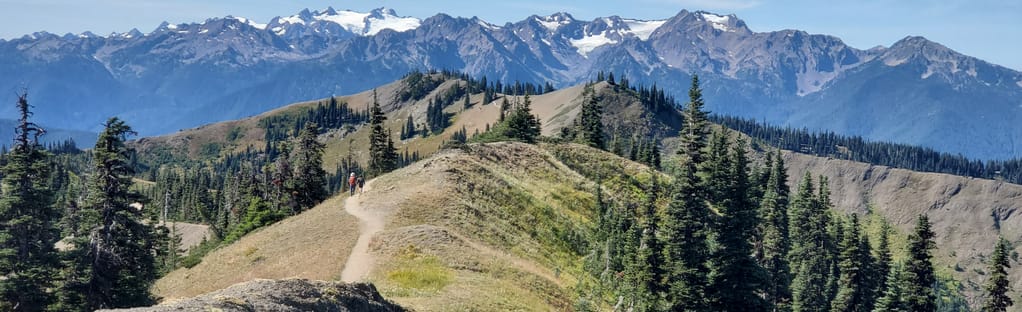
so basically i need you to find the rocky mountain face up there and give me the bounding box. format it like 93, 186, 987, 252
2, 7, 1020, 158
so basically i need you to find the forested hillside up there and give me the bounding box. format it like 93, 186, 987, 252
3, 70, 1020, 311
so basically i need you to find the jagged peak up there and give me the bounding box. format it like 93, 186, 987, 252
368, 7, 399, 18
693, 10, 747, 33
531, 12, 576, 31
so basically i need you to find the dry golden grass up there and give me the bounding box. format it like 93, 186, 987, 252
153, 195, 360, 300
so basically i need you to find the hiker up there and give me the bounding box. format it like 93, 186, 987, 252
357, 176, 366, 194
348, 172, 357, 196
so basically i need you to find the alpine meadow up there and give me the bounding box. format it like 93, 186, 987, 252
1, 3, 1021, 312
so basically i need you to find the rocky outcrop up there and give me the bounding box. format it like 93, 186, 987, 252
104, 279, 406, 312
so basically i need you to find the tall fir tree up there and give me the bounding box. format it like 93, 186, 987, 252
982, 237, 1013, 312
367, 90, 398, 176
822, 178, 841, 305
660, 155, 710, 311
789, 174, 834, 312
679, 75, 710, 165
759, 152, 792, 311
290, 122, 327, 211
873, 264, 910, 312
629, 174, 664, 311
59, 118, 159, 310
904, 214, 936, 312
873, 221, 893, 300
574, 91, 605, 149
830, 214, 873, 312
0, 92, 59, 311
706, 137, 769, 311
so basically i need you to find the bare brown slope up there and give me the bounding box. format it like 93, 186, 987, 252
783, 151, 1022, 307
154, 195, 359, 299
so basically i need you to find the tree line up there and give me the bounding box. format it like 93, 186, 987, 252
714, 115, 1022, 185
564, 76, 1012, 312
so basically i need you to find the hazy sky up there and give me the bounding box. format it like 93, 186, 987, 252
1, 0, 1019, 70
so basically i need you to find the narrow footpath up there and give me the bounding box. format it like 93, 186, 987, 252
340, 181, 383, 282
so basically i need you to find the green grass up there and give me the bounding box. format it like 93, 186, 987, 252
385, 247, 453, 293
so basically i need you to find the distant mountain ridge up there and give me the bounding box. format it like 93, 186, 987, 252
0, 119, 97, 148
1, 7, 1020, 158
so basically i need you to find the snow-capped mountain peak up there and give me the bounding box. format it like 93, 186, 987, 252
567, 16, 666, 57
698, 12, 738, 32
534, 12, 575, 31
620, 19, 666, 40
269, 7, 420, 37
228, 16, 267, 30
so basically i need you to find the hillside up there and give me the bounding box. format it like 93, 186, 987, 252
156, 142, 662, 310
136, 75, 1022, 308
783, 151, 1022, 306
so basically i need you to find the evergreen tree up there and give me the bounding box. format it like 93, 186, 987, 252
706, 137, 768, 311
661, 156, 709, 311
873, 264, 910, 312
0, 92, 59, 311
822, 179, 841, 304
904, 215, 936, 312
873, 221, 893, 301
759, 152, 792, 311
982, 237, 1013, 312
59, 118, 159, 310
630, 174, 664, 311
290, 122, 327, 211
679, 75, 710, 165
504, 94, 542, 143
499, 97, 509, 122
574, 92, 604, 149
401, 115, 415, 140
367, 90, 398, 176
789, 174, 834, 312
830, 214, 872, 312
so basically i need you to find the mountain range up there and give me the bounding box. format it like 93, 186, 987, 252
1, 7, 1020, 158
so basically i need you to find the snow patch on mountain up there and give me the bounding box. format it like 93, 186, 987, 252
314, 10, 369, 32
1017, 80, 1022, 88
622, 19, 665, 40
883, 57, 908, 67
279, 15, 307, 26
534, 13, 574, 32
364, 11, 420, 35
477, 19, 501, 30
700, 13, 732, 32
273, 8, 420, 36
571, 31, 617, 57
230, 16, 267, 30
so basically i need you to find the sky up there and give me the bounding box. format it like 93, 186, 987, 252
1, 0, 1019, 70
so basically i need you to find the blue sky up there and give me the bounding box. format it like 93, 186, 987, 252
1, 0, 1019, 70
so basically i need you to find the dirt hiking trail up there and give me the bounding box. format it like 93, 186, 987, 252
340, 180, 383, 282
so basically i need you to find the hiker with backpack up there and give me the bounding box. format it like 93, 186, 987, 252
348, 172, 357, 196
357, 176, 366, 194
